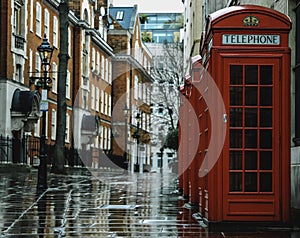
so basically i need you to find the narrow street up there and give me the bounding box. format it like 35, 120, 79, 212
0, 169, 299, 237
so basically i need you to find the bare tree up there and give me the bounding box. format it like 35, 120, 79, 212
150, 42, 183, 150
51, 1, 69, 174
150, 42, 183, 129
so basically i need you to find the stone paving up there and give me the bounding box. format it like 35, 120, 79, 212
0, 168, 299, 237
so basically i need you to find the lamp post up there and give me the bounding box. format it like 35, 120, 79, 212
160, 147, 164, 173
37, 34, 54, 192
133, 112, 141, 172
123, 105, 130, 171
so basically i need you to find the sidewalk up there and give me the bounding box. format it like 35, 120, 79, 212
0, 167, 299, 237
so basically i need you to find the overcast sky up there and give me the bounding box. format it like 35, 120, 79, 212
111, 0, 184, 13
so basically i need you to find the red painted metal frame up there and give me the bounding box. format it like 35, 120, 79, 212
178, 5, 291, 224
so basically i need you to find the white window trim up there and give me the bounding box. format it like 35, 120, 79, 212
108, 61, 112, 84
66, 70, 71, 99
52, 62, 57, 93
65, 113, 70, 143
100, 127, 103, 149
105, 58, 108, 82
104, 92, 108, 115
36, 2, 42, 37
29, 49, 33, 77
51, 109, 56, 140
108, 95, 111, 117
134, 75, 138, 99
30, 0, 33, 32
35, 52, 41, 76
107, 128, 111, 150
116, 11, 124, 20
92, 48, 95, 71
34, 118, 40, 137
44, 9, 50, 39
96, 52, 100, 74
101, 90, 104, 114
103, 127, 107, 150
91, 84, 95, 110
101, 55, 104, 78
53, 16, 58, 47
96, 87, 99, 112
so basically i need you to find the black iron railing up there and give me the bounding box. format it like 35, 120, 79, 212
0, 135, 125, 169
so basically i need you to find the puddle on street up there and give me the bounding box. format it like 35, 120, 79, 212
0, 171, 298, 237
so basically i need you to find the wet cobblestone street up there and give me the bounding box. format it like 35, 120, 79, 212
0, 169, 299, 237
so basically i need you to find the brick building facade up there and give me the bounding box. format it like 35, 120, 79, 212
0, 0, 152, 169
109, 5, 152, 172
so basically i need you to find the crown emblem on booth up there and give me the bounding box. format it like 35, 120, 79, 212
243, 15, 259, 26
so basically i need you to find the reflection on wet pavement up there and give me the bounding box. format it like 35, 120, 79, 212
0, 170, 299, 237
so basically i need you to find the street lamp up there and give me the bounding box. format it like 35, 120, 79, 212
123, 105, 130, 171
37, 34, 54, 192
133, 112, 141, 172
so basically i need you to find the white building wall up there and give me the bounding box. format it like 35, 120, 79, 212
272, 0, 300, 211
183, 0, 192, 75
0, 81, 29, 137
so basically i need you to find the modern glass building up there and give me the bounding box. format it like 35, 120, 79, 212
139, 13, 183, 43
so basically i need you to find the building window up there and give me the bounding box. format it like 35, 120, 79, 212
51, 109, 56, 140
105, 58, 108, 82
139, 81, 142, 99
134, 75, 139, 99
14, 3, 22, 36
107, 128, 111, 150
143, 83, 146, 101
101, 55, 104, 78
29, 49, 33, 77
82, 51, 88, 76
68, 27, 71, 57
100, 127, 103, 149
15, 64, 22, 83
44, 9, 49, 39
96, 52, 100, 74
35, 52, 41, 76
84, 9, 89, 23
92, 48, 95, 71
83, 91, 88, 109
53, 16, 58, 47
135, 41, 140, 61
100, 90, 104, 113
91, 85, 95, 110
36, 2, 41, 37
83, 33, 89, 51
108, 95, 111, 117
96, 88, 100, 112
30, 0, 33, 31
103, 127, 107, 149
116, 11, 124, 20
94, 131, 99, 148
66, 70, 71, 99
104, 92, 107, 115
147, 88, 151, 104
34, 118, 40, 137
52, 62, 57, 93
108, 61, 112, 84
65, 113, 70, 143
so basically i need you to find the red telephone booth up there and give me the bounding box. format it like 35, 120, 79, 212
179, 5, 291, 227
